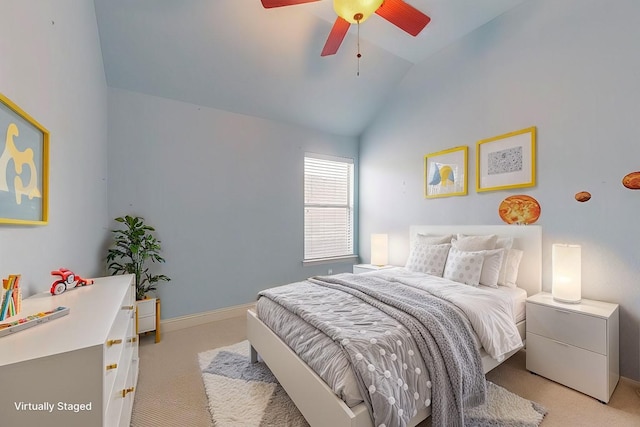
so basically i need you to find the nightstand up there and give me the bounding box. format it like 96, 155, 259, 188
526, 292, 619, 403
136, 297, 161, 343
352, 264, 395, 274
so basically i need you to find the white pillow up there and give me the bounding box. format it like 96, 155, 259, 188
492, 236, 514, 282
405, 243, 451, 276
495, 236, 514, 250
416, 234, 453, 245
478, 249, 505, 288
443, 247, 484, 286
453, 234, 498, 251
497, 249, 524, 288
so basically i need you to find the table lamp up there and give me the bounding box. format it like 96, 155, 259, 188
371, 234, 388, 266
552, 243, 581, 303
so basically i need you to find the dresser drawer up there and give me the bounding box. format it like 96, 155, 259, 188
526, 332, 609, 402
104, 297, 135, 400
105, 319, 135, 426
119, 357, 139, 427
526, 302, 607, 354
105, 305, 131, 362
104, 366, 127, 427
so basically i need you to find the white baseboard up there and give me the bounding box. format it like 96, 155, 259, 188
621, 376, 640, 388
161, 302, 256, 333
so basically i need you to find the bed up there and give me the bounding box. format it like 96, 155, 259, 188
247, 225, 541, 427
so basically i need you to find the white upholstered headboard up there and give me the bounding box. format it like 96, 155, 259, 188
409, 225, 542, 296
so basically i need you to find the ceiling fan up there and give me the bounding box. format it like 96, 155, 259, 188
260, 0, 431, 56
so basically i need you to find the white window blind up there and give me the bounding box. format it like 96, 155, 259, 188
304, 155, 354, 261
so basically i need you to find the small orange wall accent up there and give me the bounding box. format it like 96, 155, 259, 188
498, 195, 541, 224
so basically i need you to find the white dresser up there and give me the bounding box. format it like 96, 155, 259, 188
526, 292, 619, 403
0, 275, 139, 426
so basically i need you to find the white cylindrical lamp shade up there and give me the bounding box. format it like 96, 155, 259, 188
552, 243, 581, 303
371, 234, 388, 266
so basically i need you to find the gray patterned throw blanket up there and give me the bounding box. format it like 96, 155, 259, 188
258, 273, 486, 427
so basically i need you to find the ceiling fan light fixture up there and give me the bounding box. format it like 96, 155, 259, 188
333, 0, 384, 24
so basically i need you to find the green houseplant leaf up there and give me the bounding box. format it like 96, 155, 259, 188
106, 215, 171, 300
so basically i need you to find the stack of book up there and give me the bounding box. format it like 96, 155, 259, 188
0, 274, 22, 320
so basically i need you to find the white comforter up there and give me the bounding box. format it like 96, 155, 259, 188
256, 268, 524, 412
372, 268, 523, 362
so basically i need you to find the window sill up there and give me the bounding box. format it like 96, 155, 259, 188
302, 255, 358, 267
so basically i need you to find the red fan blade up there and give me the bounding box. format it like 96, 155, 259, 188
375, 0, 431, 36
321, 17, 351, 56
261, 0, 320, 8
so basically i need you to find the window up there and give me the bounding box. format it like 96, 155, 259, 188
304, 154, 355, 262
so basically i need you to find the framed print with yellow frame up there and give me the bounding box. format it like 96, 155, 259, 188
0, 93, 49, 225
424, 146, 468, 198
476, 126, 536, 193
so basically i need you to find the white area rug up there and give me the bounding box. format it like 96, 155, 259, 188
198, 341, 308, 427
198, 341, 546, 427
465, 381, 547, 427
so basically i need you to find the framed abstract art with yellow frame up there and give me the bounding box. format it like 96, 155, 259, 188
424, 146, 468, 198
476, 126, 536, 193
0, 93, 49, 225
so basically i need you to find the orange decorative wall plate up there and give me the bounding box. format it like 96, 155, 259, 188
622, 171, 640, 190
575, 191, 591, 202
498, 194, 541, 224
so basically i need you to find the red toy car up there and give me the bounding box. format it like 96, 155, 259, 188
50, 268, 94, 295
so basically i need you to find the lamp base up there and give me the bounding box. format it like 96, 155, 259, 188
552, 296, 581, 304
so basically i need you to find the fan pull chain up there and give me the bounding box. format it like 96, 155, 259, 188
353, 13, 362, 76
356, 18, 361, 76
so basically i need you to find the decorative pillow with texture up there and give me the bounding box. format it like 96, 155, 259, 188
405, 243, 451, 276
453, 234, 498, 251
497, 249, 524, 288
479, 249, 505, 288
416, 234, 453, 245
495, 236, 514, 250
443, 248, 485, 286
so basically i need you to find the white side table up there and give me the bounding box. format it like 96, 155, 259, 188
525, 292, 619, 403
352, 264, 395, 274
136, 297, 161, 343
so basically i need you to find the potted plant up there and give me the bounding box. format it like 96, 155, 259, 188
106, 215, 171, 301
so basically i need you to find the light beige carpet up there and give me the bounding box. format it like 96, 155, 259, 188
131, 315, 640, 427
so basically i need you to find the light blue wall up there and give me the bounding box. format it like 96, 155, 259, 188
3, 0, 637, 382
107, 88, 359, 319
0, 1, 109, 295
359, 0, 640, 380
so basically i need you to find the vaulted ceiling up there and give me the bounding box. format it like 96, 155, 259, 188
94, 0, 527, 136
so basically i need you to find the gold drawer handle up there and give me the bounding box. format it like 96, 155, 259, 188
122, 305, 134, 311
128, 337, 138, 343
121, 387, 135, 398
106, 363, 118, 371
106, 339, 123, 347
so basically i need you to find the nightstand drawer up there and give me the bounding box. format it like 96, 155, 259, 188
137, 299, 156, 317
526, 332, 609, 402
137, 316, 156, 333
527, 302, 607, 354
